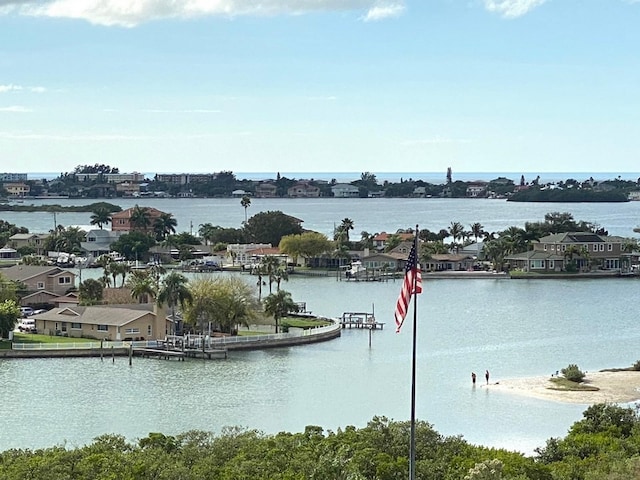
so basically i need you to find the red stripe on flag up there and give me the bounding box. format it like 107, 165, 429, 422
394, 241, 422, 333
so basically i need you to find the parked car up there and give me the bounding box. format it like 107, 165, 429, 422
18, 318, 36, 333
20, 307, 34, 318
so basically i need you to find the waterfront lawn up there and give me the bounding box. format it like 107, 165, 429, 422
11, 333, 94, 344
281, 317, 331, 329
548, 377, 599, 392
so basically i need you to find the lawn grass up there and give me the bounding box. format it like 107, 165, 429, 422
281, 317, 331, 328
11, 333, 94, 344
548, 377, 599, 392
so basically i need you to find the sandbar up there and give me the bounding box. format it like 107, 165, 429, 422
486, 371, 640, 404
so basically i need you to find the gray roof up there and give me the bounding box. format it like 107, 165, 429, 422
2, 265, 73, 282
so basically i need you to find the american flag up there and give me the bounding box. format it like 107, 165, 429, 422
394, 239, 422, 333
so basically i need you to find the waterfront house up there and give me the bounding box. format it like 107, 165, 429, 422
2, 265, 76, 305
4, 182, 30, 197
506, 232, 629, 273
466, 181, 488, 198
372, 232, 415, 251
33, 303, 170, 341
8, 233, 50, 256
111, 206, 168, 232
423, 254, 475, 272
80, 229, 125, 258
331, 183, 360, 198
254, 182, 277, 198
287, 182, 320, 198
227, 243, 273, 266
361, 252, 403, 271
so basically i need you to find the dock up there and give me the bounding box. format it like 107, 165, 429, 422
339, 312, 385, 330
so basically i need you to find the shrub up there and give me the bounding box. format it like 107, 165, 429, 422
633, 360, 640, 371
561, 364, 585, 383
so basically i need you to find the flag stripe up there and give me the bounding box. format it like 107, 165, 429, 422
394, 239, 422, 333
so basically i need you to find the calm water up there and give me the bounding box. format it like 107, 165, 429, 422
2, 197, 640, 454
2, 273, 640, 455
4, 196, 640, 237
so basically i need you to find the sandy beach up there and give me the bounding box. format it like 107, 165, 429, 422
487, 371, 640, 404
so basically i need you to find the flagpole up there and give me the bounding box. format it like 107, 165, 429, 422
409, 225, 418, 480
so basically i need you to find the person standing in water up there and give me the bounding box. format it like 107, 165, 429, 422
471, 372, 476, 385
485, 370, 490, 385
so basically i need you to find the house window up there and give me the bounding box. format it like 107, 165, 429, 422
125, 328, 140, 334
37, 282, 45, 289
543, 245, 547, 251
58, 277, 71, 284
530, 260, 544, 269
549, 260, 555, 269
71, 322, 82, 329
599, 244, 604, 251
593, 244, 598, 252
97, 325, 108, 331
562, 245, 566, 251
608, 243, 613, 251
147, 325, 152, 336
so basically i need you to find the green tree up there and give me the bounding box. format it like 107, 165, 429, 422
0, 299, 20, 338
263, 289, 298, 333
240, 195, 251, 223
153, 212, 177, 241
243, 210, 302, 245
90, 206, 112, 229
130, 204, 152, 231
183, 277, 258, 334
110, 231, 156, 262
126, 270, 156, 303
157, 272, 192, 336
279, 232, 332, 266
78, 278, 104, 305
445, 221, 462, 253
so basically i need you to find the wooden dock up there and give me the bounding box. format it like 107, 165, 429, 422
339, 312, 385, 330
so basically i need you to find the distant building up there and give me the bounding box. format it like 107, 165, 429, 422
75, 172, 145, 183
466, 181, 488, 198
2, 265, 76, 305
8, 233, 50, 256
331, 183, 360, 198
4, 182, 30, 197
111, 206, 168, 232
255, 183, 277, 198
0, 173, 28, 182
287, 182, 320, 198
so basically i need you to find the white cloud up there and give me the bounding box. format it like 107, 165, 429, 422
363, 3, 405, 21
0, 84, 46, 93
2, 0, 405, 27
483, 0, 547, 18
0, 105, 32, 112
0, 84, 23, 93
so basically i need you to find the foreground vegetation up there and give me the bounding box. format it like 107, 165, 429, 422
3, 405, 640, 479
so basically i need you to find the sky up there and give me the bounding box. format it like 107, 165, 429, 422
1, 0, 640, 176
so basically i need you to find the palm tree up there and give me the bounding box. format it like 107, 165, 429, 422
273, 264, 289, 291
470, 222, 484, 258
130, 205, 151, 232
157, 272, 192, 336
240, 195, 251, 223
126, 270, 156, 303
338, 218, 354, 243
90, 207, 112, 230
259, 255, 281, 294
153, 213, 177, 241
448, 221, 464, 253
263, 289, 298, 334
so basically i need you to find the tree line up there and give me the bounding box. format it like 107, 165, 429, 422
2, 404, 640, 479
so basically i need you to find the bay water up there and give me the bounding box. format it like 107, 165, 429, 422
1, 197, 640, 454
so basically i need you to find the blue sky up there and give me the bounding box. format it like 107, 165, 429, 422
1, 0, 640, 175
